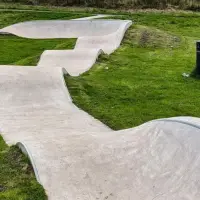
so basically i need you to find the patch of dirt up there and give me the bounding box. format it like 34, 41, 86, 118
125, 25, 181, 49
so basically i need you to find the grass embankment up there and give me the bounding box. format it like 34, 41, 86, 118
0, 10, 92, 65
0, 136, 47, 200
0, 9, 88, 200
66, 12, 200, 130
0, 36, 75, 65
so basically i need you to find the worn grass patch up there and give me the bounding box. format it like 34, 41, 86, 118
125, 25, 181, 48
66, 12, 200, 130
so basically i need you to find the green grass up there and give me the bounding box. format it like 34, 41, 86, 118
66, 12, 200, 130
0, 8, 91, 65
0, 35, 76, 65
0, 136, 47, 200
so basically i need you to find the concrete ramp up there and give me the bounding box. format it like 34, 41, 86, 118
0, 66, 109, 145
38, 48, 102, 76
0, 19, 131, 54
0, 16, 200, 200
75, 21, 132, 53
15, 118, 200, 200
0, 20, 128, 38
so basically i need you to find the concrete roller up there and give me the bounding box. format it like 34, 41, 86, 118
38, 48, 103, 76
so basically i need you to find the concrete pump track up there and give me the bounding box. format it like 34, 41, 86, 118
0, 15, 200, 200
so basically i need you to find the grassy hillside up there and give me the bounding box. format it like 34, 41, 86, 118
66, 12, 200, 129
0, 136, 47, 200
0, 36, 75, 65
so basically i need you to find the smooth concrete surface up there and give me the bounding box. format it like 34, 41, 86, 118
0, 16, 200, 200
38, 49, 102, 76
0, 20, 129, 38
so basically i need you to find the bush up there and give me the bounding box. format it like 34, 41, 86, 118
1, 0, 200, 10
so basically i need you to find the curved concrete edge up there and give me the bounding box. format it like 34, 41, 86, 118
69, 48, 103, 75
15, 115, 200, 196
16, 142, 41, 184
113, 116, 200, 133
71, 14, 111, 20
114, 20, 133, 51
0, 19, 129, 40
75, 20, 132, 54
0, 19, 132, 55
60, 67, 111, 131
61, 68, 73, 102
38, 48, 103, 76
153, 117, 200, 130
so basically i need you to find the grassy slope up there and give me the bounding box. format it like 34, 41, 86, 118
0, 10, 91, 65
0, 9, 90, 200
66, 12, 200, 130
0, 36, 75, 65
0, 136, 47, 200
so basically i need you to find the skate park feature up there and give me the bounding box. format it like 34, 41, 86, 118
0, 15, 200, 200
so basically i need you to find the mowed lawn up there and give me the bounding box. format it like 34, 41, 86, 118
0, 10, 91, 65
66, 12, 200, 130
0, 36, 76, 65
0, 9, 90, 200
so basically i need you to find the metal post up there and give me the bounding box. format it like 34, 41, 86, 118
195, 41, 200, 76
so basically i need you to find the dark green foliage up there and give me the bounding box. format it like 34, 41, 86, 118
1, 0, 200, 10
